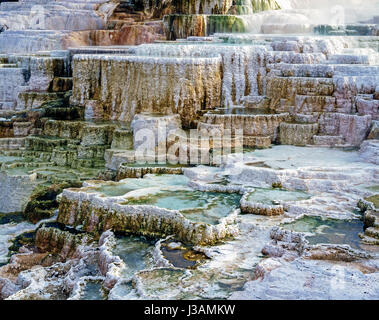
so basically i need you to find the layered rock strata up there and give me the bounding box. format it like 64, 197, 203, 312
71, 54, 222, 128
57, 188, 239, 245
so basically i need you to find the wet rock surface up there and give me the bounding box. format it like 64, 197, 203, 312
230, 258, 379, 300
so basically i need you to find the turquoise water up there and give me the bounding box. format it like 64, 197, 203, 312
126, 190, 241, 225
247, 188, 312, 205
97, 184, 136, 197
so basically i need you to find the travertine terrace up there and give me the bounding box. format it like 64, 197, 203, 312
0, 0, 378, 300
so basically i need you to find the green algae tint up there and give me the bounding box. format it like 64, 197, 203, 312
365, 185, 379, 193
247, 188, 312, 205
126, 190, 241, 225
161, 244, 209, 269
0, 212, 24, 225
365, 195, 379, 208
282, 216, 364, 250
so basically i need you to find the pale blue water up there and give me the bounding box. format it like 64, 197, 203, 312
282, 216, 365, 250
247, 188, 311, 205
113, 235, 155, 279
80, 281, 105, 300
